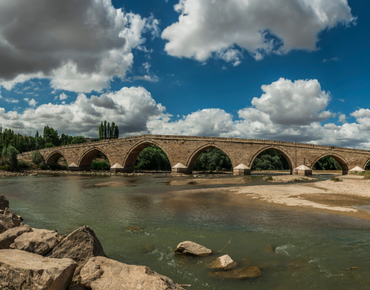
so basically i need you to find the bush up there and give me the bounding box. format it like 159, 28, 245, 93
0, 165, 13, 171
331, 177, 343, 182
45, 143, 55, 148
18, 160, 30, 170
91, 161, 110, 171
31, 150, 43, 164
2, 145, 19, 168
265, 176, 273, 181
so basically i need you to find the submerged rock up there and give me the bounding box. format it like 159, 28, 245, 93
174, 241, 212, 257
48, 226, 105, 283
207, 254, 237, 270
81, 256, 185, 290
0, 224, 32, 249
209, 266, 262, 279
0, 195, 9, 210
0, 249, 77, 290
0, 208, 22, 234
11, 228, 62, 255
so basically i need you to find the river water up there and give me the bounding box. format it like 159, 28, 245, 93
1, 174, 370, 290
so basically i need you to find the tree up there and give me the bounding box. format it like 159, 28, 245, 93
135, 146, 171, 170
31, 150, 43, 164
193, 148, 232, 172
98, 121, 119, 140
313, 156, 341, 170
2, 145, 19, 168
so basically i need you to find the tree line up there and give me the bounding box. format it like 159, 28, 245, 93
99, 121, 119, 140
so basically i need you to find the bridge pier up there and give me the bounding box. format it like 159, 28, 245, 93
233, 164, 251, 176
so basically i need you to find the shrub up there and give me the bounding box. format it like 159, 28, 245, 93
265, 176, 273, 181
91, 161, 110, 171
18, 160, 30, 170
2, 145, 19, 168
45, 143, 55, 148
31, 150, 43, 164
0, 165, 13, 171
331, 177, 343, 182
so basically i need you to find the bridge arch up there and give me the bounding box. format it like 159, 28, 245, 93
186, 143, 235, 172
310, 153, 349, 175
78, 147, 112, 170
249, 146, 293, 174
362, 158, 370, 171
45, 150, 66, 166
122, 140, 172, 170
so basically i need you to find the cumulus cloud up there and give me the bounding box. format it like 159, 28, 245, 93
1, 78, 370, 149
0, 87, 164, 137
250, 78, 333, 125
162, 0, 355, 64
24, 98, 37, 107
0, 0, 159, 93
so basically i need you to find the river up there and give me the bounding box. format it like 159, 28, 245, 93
1, 174, 370, 289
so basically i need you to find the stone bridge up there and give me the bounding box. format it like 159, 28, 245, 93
18, 134, 370, 175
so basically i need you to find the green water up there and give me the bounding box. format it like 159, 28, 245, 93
1, 174, 370, 289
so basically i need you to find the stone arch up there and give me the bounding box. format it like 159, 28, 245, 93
122, 140, 172, 170
310, 153, 349, 175
186, 143, 235, 171
45, 150, 67, 166
249, 146, 294, 174
362, 157, 370, 170
78, 147, 112, 170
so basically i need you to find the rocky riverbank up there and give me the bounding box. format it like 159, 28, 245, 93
0, 194, 186, 289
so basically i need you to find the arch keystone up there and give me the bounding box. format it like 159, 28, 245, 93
233, 164, 251, 176
294, 165, 312, 176
172, 162, 189, 174
349, 166, 365, 174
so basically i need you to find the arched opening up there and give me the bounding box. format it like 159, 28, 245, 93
250, 148, 292, 175
45, 152, 68, 170
79, 149, 111, 171
187, 146, 233, 174
124, 142, 171, 172
312, 155, 348, 175
365, 159, 370, 171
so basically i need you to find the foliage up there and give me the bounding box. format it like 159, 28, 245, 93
44, 142, 55, 148
17, 160, 30, 170
91, 161, 111, 171
0, 126, 86, 154
331, 177, 343, 182
31, 151, 43, 164
193, 148, 232, 172
313, 156, 341, 170
2, 145, 19, 168
99, 121, 119, 140
366, 163, 370, 170
252, 149, 290, 171
135, 145, 171, 171
265, 176, 273, 181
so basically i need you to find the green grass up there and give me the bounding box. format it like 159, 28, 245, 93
331, 177, 343, 182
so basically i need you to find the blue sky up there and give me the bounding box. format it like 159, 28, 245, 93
0, 0, 369, 148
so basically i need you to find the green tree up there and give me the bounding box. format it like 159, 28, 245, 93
193, 148, 232, 172
135, 146, 171, 170
313, 156, 341, 170
31, 150, 43, 164
2, 145, 19, 168
251, 149, 290, 171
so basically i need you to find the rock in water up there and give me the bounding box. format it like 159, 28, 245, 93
0, 208, 22, 234
0, 195, 9, 210
0, 224, 32, 249
81, 256, 185, 290
0, 249, 77, 290
11, 228, 62, 255
209, 266, 262, 279
207, 254, 237, 270
174, 241, 212, 256
48, 226, 105, 283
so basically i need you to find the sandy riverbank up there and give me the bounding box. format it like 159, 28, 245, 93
169, 174, 370, 221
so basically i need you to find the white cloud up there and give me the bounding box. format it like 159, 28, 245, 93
59, 93, 69, 101
338, 113, 347, 123
132, 62, 159, 82
0, 0, 159, 93
24, 98, 37, 107
162, 0, 355, 64
2, 98, 19, 103
250, 78, 333, 125
0, 86, 164, 137
2, 78, 370, 149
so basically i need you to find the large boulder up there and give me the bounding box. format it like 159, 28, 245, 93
11, 228, 62, 255
81, 256, 185, 290
0, 208, 22, 234
0, 249, 77, 290
207, 254, 237, 270
174, 241, 212, 256
209, 266, 262, 279
0, 224, 32, 249
48, 226, 105, 283
0, 195, 9, 210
